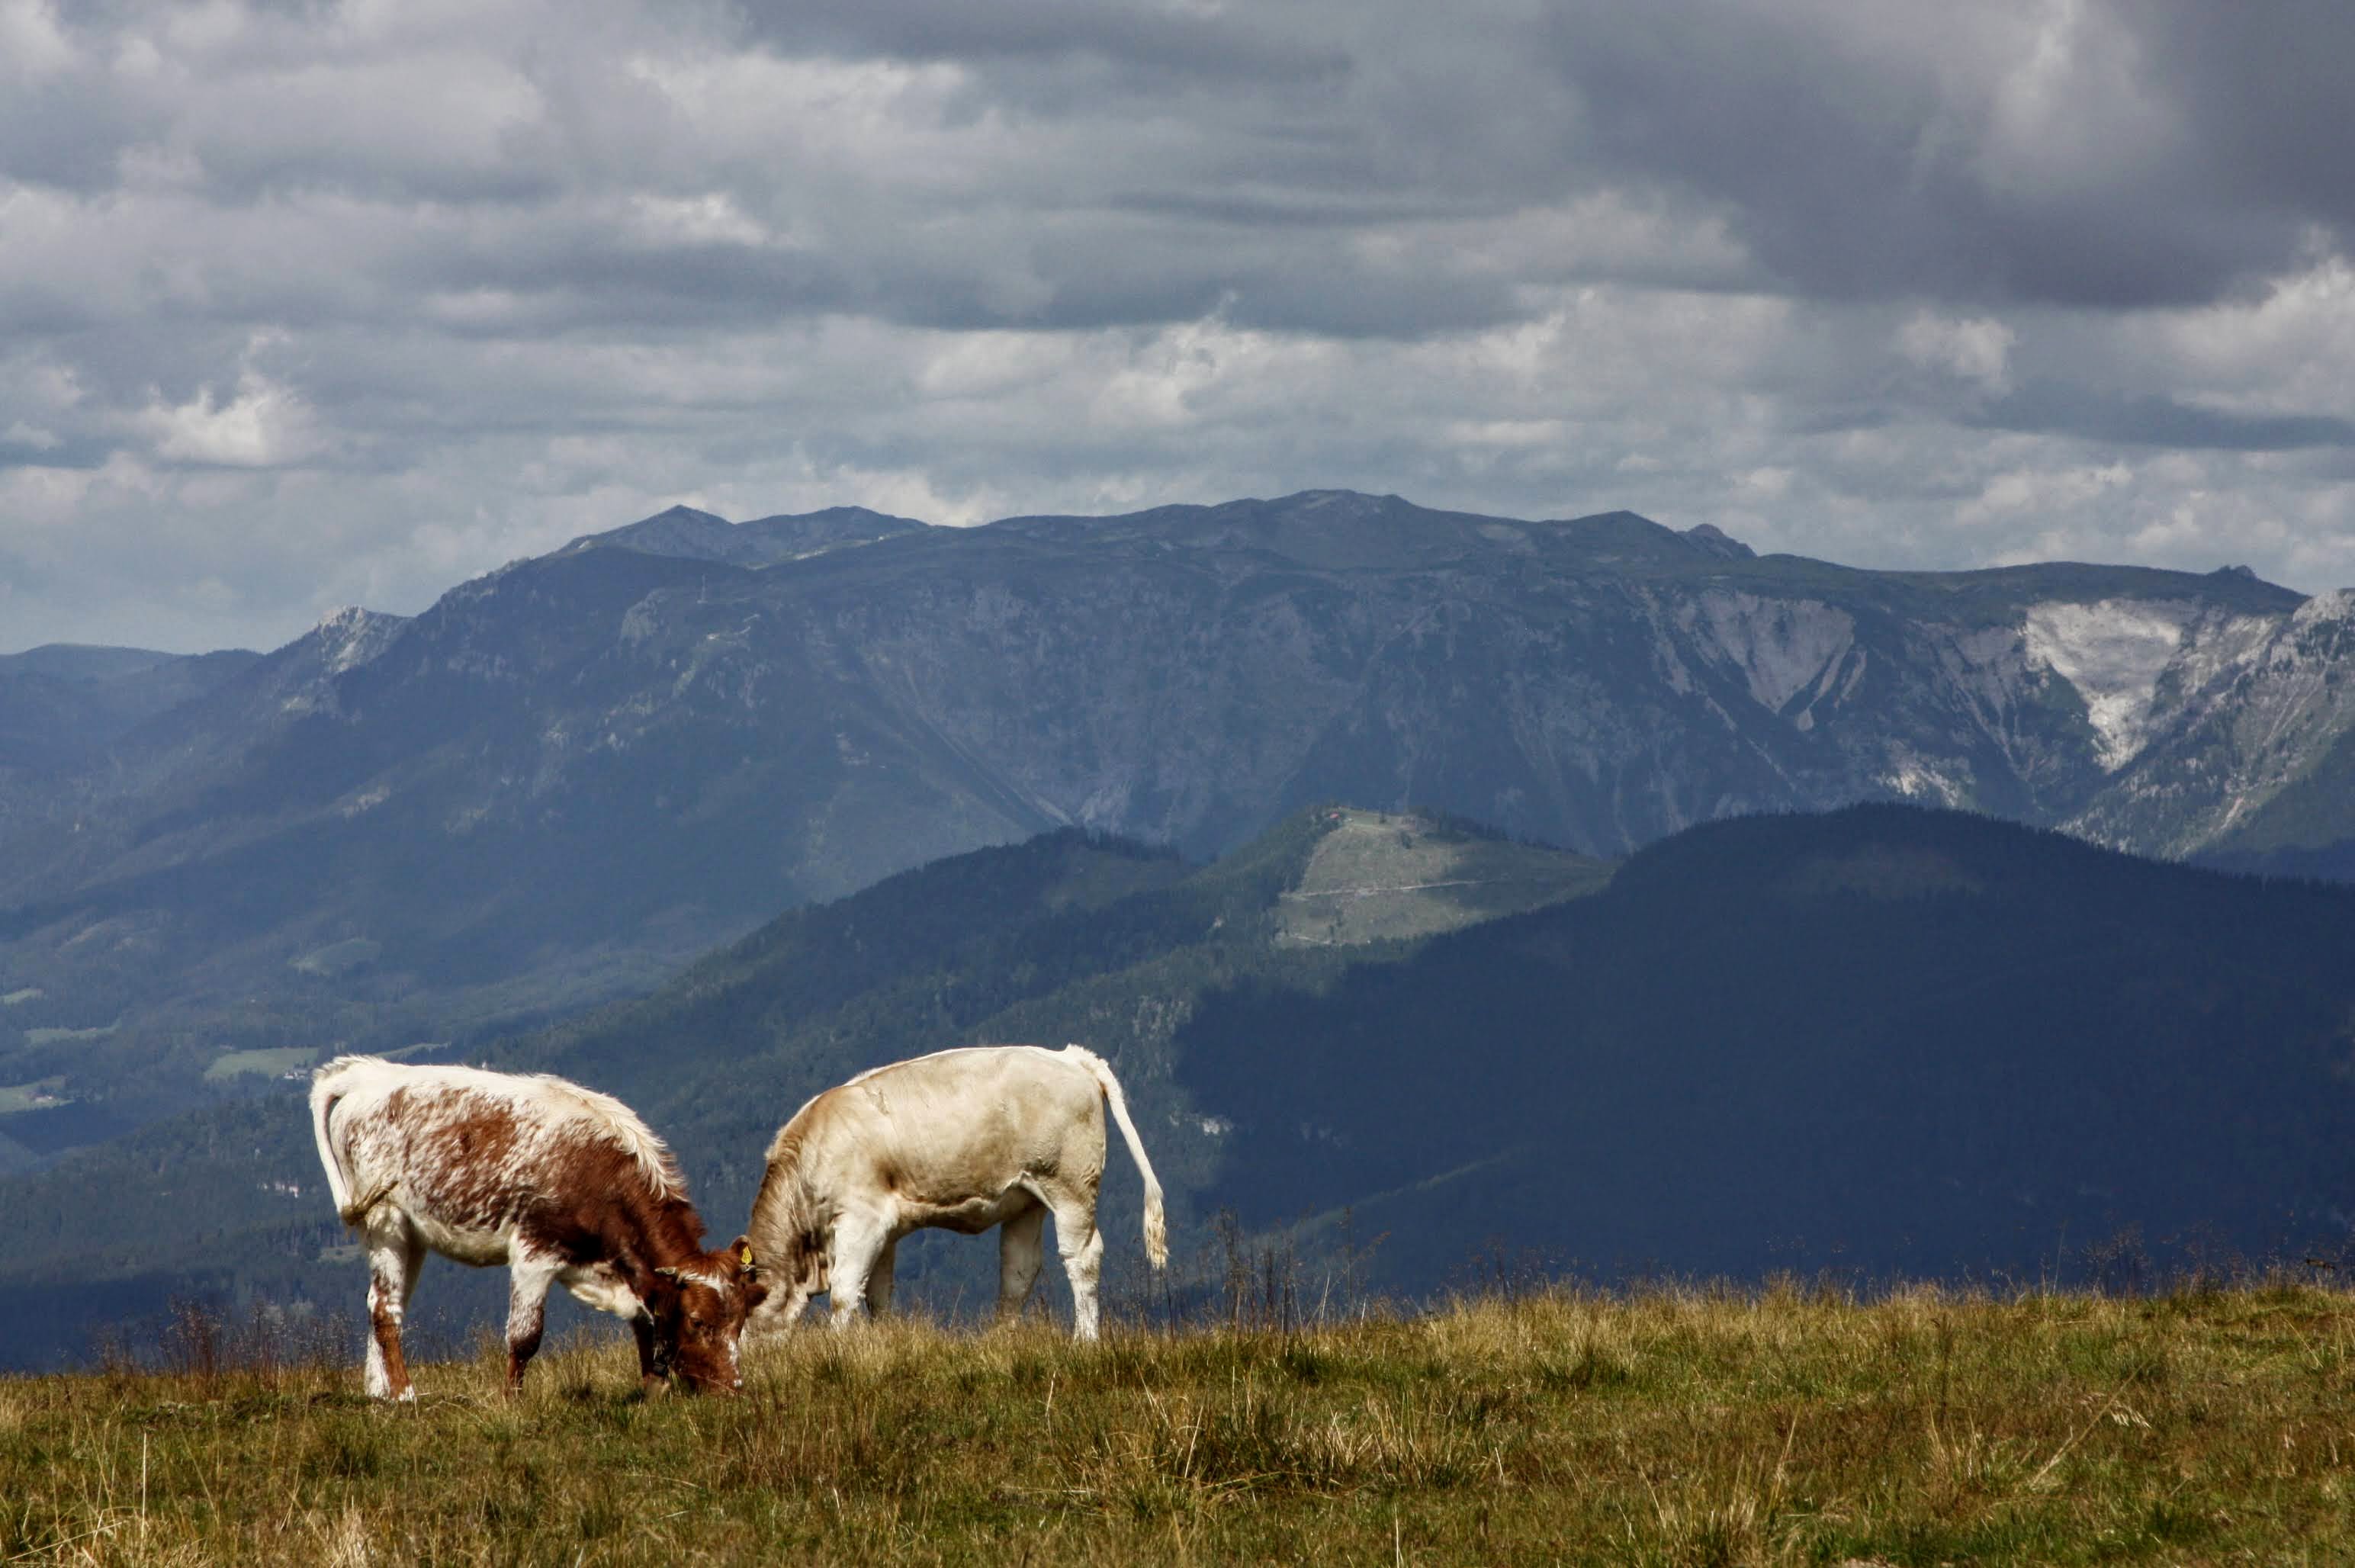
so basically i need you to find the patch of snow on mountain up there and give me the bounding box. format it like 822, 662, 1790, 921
2022, 599, 2195, 770
1688, 593, 1855, 717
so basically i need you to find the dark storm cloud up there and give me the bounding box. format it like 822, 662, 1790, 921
2135, 0, 2355, 224
1532, 1, 2341, 309
1979, 382, 2355, 453
730, 0, 1348, 85
0, 79, 153, 192
443, 243, 860, 323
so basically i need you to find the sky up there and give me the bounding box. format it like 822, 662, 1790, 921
5, 0, 2355, 654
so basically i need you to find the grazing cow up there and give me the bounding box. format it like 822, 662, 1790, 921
308, 1056, 766, 1399
747, 1043, 1167, 1341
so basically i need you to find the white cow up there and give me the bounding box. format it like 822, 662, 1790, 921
746, 1044, 1167, 1340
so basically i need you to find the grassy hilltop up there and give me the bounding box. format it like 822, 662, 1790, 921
3, 1284, 2352, 1565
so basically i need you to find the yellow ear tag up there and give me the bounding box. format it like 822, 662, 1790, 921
740, 1244, 756, 1267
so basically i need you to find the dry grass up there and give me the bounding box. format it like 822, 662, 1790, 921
3, 1281, 2352, 1563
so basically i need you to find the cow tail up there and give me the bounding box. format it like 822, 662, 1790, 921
309, 1061, 373, 1226
1065, 1045, 1168, 1268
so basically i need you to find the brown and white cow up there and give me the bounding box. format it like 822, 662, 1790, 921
747, 1044, 1167, 1341
308, 1056, 766, 1399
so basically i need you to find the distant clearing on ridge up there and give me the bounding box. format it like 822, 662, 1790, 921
23, 1023, 113, 1046
1277, 808, 1612, 946
290, 939, 381, 977
203, 1048, 318, 1082
0, 1078, 68, 1114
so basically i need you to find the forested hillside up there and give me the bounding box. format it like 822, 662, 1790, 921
1182, 807, 2355, 1288
0, 809, 1604, 1367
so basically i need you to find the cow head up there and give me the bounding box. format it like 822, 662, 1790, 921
647, 1236, 769, 1394
748, 1226, 831, 1333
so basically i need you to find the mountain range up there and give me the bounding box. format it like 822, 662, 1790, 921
2, 490, 2353, 1199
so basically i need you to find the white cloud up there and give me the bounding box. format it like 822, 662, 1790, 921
0, 0, 75, 81
140, 370, 319, 468
625, 192, 770, 249
1961, 460, 2131, 525
2128, 256, 2355, 418
1897, 310, 2018, 394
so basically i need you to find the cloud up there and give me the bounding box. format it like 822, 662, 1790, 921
1531, 0, 2349, 308
1974, 381, 2355, 453
729, 0, 1351, 85
1897, 311, 2017, 394
0, 0, 74, 82
2, 0, 2355, 654
140, 366, 320, 467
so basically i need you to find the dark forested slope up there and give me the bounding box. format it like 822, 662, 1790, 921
1181, 805, 2355, 1287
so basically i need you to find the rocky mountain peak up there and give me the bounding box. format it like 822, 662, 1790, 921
308, 606, 409, 675
554, 505, 735, 561
1682, 522, 1756, 561
2292, 586, 2355, 626
554, 503, 928, 569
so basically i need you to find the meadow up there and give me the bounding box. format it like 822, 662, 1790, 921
2, 1280, 2351, 1565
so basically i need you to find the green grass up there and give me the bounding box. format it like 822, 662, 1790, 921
5, 1284, 2351, 1563
0, 1076, 69, 1113
201, 1047, 319, 1082
24, 1023, 115, 1046
1277, 809, 1613, 946
289, 940, 383, 978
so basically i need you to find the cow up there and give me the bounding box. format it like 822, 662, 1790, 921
746, 1043, 1167, 1341
307, 1055, 766, 1399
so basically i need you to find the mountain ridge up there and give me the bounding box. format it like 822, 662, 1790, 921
3, 488, 2353, 1174
553, 503, 933, 569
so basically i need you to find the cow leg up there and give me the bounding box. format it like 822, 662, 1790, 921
397, 1228, 426, 1317
827, 1213, 891, 1329
631, 1311, 667, 1392
1050, 1199, 1107, 1343
503, 1253, 560, 1395
997, 1204, 1046, 1324
362, 1226, 419, 1401
864, 1237, 898, 1319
